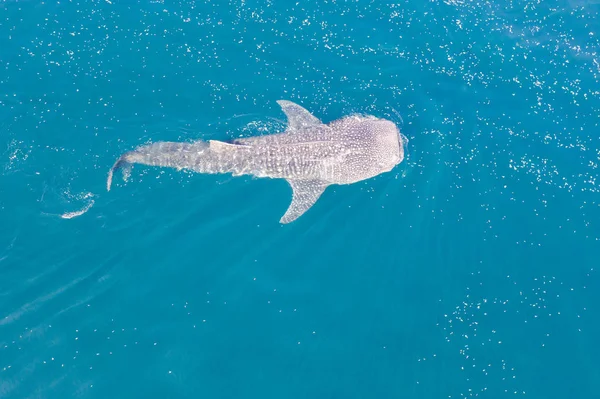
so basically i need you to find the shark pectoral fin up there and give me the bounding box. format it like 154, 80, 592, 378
277, 100, 322, 130
280, 179, 328, 224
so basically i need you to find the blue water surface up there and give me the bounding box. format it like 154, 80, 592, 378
1, 0, 599, 398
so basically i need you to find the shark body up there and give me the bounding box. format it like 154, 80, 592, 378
107, 100, 405, 223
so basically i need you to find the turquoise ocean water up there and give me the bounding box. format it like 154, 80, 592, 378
1, 0, 599, 397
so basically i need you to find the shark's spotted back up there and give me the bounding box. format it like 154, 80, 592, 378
107, 100, 405, 223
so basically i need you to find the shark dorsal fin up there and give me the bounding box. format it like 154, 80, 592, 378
277, 100, 322, 131
280, 179, 328, 224
209, 140, 247, 153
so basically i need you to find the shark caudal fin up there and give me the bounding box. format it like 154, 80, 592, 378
106, 155, 132, 191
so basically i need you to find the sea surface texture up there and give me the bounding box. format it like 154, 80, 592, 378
1, 0, 599, 398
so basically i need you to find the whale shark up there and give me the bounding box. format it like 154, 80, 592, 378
107, 100, 405, 223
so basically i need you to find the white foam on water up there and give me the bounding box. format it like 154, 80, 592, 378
60, 200, 95, 219
58, 192, 95, 219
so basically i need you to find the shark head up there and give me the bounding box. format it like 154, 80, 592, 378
377, 118, 405, 170
347, 116, 405, 175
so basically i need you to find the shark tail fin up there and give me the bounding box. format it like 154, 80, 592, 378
107, 154, 133, 191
